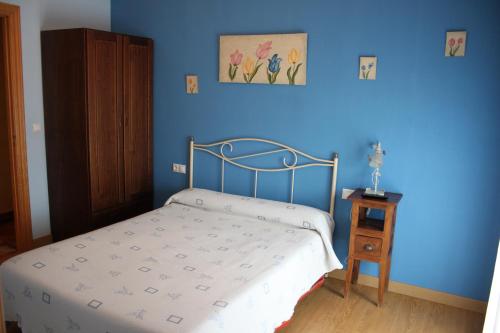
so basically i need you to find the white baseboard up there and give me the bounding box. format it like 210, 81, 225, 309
329, 269, 487, 314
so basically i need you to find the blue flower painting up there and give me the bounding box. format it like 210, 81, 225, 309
359, 56, 377, 80
267, 54, 282, 84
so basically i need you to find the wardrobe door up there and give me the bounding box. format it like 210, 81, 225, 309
42, 29, 91, 240
87, 30, 124, 212
123, 35, 153, 202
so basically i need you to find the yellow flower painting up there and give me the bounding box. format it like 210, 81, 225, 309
286, 48, 302, 85
288, 48, 299, 64
243, 57, 258, 83
186, 75, 199, 94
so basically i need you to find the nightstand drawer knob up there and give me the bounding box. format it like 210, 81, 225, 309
364, 244, 374, 252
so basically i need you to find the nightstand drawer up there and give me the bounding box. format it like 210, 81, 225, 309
354, 235, 382, 258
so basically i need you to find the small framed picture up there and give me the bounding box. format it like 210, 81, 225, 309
186, 75, 199, 94
445, 31, 467, 57
359, 56, 377, 80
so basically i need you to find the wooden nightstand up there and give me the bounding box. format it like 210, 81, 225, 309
344, 189, 403, 306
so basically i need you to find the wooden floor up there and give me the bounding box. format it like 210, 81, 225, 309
5, 278, 485, 333
281, 278, 485, 333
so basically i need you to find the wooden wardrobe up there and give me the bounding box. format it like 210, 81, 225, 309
41, 29, 153, 241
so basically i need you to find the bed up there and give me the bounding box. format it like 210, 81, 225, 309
1, 137, 342, 333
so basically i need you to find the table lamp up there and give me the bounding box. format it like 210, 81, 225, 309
364, 141, 386, 198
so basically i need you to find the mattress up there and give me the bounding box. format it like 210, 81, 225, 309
1, 188, 342, 333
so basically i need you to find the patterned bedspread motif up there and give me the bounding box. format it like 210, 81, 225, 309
1, 188, 342, 333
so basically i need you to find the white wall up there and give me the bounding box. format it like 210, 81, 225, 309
3, 0, 110, 237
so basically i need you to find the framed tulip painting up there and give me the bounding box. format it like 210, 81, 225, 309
359, 56, 377, 80
219, 33, 307, 85
445, 31, 467, 57
186, 75, 199, 94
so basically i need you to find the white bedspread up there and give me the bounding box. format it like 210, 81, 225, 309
1, 189, 342, 333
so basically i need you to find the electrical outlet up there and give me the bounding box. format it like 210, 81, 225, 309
172, 163, 186, 174
342, 188, 355, 199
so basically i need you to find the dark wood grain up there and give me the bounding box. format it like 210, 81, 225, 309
42, 29, 91, 241
87, 30, 124, 212
123, 35, 153, 203
42, 29, 153, 242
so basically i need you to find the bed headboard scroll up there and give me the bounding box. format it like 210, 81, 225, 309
188, 137, 339, 217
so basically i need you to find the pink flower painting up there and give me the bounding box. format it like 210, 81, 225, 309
228, 50, 243, 81
230, 50, 243, 65
243, 41, 272, 83
256, 41, 272, 59
446, 31, 467, 57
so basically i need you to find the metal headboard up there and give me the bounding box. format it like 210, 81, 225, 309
188, 137, 339, 217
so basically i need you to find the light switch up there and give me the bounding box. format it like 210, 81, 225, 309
172, 163, 186, 174
32, 123, 42, 132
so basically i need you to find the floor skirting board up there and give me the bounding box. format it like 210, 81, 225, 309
329, 269, 487, 313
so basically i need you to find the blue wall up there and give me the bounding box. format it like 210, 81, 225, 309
112, 0, 500, 301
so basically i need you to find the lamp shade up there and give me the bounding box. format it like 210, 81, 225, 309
368, 142, 384, 169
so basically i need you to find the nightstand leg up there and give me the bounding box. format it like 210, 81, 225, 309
385, 255, 392, 290
344, 257, 354, 298
378, 261, 387, 306
352, 260, 360, 284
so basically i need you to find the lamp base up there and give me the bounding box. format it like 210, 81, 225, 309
363, 188, 387, 199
